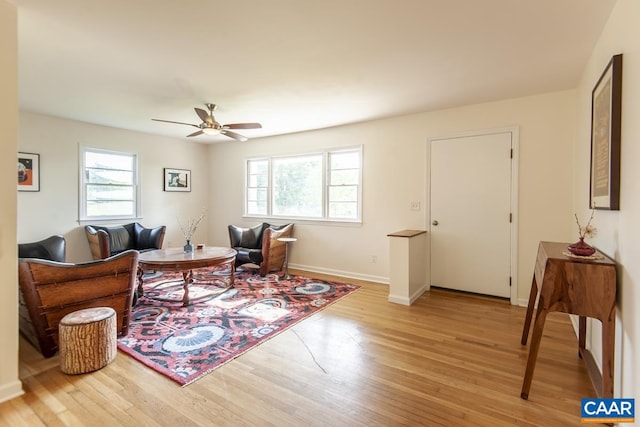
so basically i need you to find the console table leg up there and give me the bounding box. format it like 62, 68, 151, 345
521, 302, 549, 400
578, 316, 587, 359
521, 277, 538, 345
602, 315, 615, 398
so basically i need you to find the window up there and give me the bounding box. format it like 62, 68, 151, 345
246, 159, 268, 216
328, 150, 360, 219
245, 146, 362, 222
80, 147, 140, 221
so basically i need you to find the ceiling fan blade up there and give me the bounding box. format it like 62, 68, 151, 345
152, 118, 199, 128
194, 108, 213, 125
222, 122, 262, 130
221, 129, 248, 142
186, 130, 204, 137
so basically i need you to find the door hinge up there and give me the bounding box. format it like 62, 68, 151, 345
509, 213, 512, 223
510, 148, 513, 158
509, 277, 512, 287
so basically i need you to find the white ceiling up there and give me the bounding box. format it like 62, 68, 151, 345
12, 0, 617, 143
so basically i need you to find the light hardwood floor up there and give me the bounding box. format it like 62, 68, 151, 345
1, 270, 596, 426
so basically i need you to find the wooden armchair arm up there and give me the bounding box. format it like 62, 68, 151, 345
259, 224, 294, 276
85, 226, 110, 260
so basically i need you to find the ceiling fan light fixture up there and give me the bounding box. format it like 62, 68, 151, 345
152, 103, 261, 141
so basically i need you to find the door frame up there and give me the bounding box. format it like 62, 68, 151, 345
426, 126, 519, 305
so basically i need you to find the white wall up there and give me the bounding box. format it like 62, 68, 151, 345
573, 0, 640, 401
18, 112, 210, 262
208, 90, 577, 302
0, 0, 23, 404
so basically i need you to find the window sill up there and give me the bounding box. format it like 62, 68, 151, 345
78, 217, 143, 226
241, 215, 362, 227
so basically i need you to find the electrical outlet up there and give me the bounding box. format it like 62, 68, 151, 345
371, 255, 377, 264
410, 201, 420, 211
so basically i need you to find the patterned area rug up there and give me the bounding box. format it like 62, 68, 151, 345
117, 268, 360, 386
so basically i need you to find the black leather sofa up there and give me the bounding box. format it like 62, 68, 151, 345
18, 234, 66, 262
85, 222, 166, 260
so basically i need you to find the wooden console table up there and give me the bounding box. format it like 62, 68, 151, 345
520, 241, 616, 400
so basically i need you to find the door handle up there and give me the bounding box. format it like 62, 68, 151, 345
432, 220, 438, 226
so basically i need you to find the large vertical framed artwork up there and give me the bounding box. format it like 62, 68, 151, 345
590, 54, 622, 210
18, 152, 40, 192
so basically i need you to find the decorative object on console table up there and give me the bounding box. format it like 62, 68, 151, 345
178, 208, 206, 253
567, 238, 596, 256
18, 152, 40, 192
567, 210, 597, 256
164, 167, 191, 192
590, 53, 622, 211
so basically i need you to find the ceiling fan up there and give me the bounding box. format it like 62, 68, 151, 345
152, 103, 262, 141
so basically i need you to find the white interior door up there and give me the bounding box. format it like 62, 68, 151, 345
429, 131, 513, 298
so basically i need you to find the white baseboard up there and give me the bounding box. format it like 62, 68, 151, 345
388, 285, 427, 305
0, 380, 24, 404
288, 262, 389, 285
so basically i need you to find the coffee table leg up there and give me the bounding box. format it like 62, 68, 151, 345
137, 267, 144, 299
182, 269, 193, 306
229, 261, 235, 287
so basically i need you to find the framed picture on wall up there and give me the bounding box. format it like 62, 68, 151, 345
590, 54, 622, 210
18, 152, 40, 192
164, 168, 191, 192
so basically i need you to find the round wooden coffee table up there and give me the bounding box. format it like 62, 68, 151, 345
137, 247, 237, 306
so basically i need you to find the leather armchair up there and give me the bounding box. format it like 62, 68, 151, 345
18, 250, 139, 358
229, 223, 270, 269
18, 235, 66, 262
85, 222, 165, 260
17, 235, 67, 351
229, 223, 294, 276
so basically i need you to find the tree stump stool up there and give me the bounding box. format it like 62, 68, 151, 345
59, 307, 117, 375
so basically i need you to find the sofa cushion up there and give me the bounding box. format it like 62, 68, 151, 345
108, 226, 133, 253
134, 223, 164, 250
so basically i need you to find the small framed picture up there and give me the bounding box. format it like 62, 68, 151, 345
18, 152, 40, 192
164, 168, 191, 192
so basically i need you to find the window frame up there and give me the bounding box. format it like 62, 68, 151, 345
326, 149, 362, 220
245, 158, 270, 217
244, 145, 362, 224
79, 146, 142, 223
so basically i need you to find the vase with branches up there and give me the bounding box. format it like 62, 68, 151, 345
568, 209, 597, 256
178, 208, 206, 253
